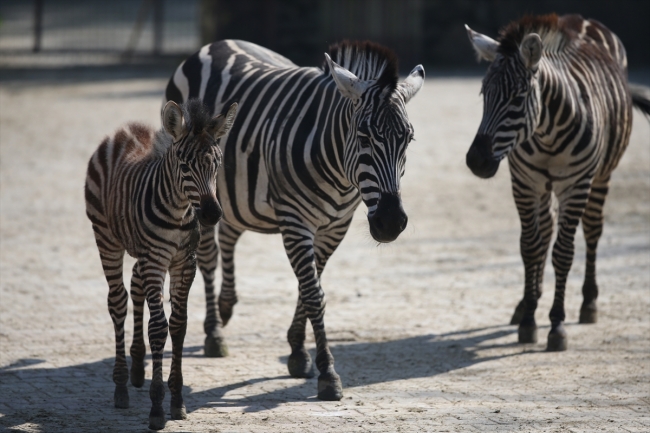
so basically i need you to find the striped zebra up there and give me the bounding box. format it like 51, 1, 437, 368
165, 40, 424, 400
464, 14, 650, 351
85, 99, 237, 430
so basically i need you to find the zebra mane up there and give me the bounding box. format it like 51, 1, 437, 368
498, 14, 585, 56
323, 40, 399, 94
153, 99, 214, 157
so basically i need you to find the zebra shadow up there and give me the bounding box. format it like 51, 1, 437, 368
0, 325, 526, 430
181, 324, 527, 413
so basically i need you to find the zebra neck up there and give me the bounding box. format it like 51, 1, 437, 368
156, 151, 191, 220
318, 88, 356, 190
535, 60, 582, 145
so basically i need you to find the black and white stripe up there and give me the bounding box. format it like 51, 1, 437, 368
465, 14, 650, 351
165, 40, 424, 400
84, 100, 236, 430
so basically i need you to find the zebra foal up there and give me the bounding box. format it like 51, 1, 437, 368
165, 40, 424, 400
85, 99, 237, 430
465, 14, 650, 351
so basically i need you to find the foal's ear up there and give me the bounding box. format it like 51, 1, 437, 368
209, 102, 238, 141
324, 52, 371, 103
520, 33, 543, 70
465, 24, 499, 62
162, 101, 184, 141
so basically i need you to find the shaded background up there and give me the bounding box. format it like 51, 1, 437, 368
1, 0, 649, 72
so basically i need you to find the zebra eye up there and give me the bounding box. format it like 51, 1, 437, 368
180, 163, 190, 173
358, 135, 372, 149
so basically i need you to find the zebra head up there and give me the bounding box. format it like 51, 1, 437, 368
162, 100, 238, 226
465, 25, 543, 178
325, 50, 424, 243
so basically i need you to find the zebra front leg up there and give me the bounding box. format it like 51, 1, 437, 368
579, 178, 609, 324
287, 299, 315, 378
217, 221, 243, 326
547, 194, 587, 352
167, 253, 196, 421
196, 224, 226, 357
280, 225, 342, 401
513, 186, 554, 344
129, 261, 146, 388
141, 261, 169, 430
98, 246, 130, 409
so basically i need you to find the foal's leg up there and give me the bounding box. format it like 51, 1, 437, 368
97, 245, 130, 408
287, 215, 353, 379
140, 258, 170, 430
279, 219, 342, 401
196, 224, 225, 357
579, 176, 609, 324
217, 221, 244, 326
129, 261, 146, 388
167, 251, 197, 421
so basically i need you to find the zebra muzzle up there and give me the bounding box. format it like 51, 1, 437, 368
466, 134, 500, 179
368, 193, 408, 243
196, 196, 223, 226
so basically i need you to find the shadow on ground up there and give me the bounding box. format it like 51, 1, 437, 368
0, 325, 527, 431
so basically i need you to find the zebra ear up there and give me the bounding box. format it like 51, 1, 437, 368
210, 102, 238, 140
397, 64, 425, 104
520, 33, 543, 70
324, 52, 371, 102
162, 101, 184, 141
465, 24, 499, 62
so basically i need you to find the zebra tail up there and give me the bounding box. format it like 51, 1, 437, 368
630, 83, 650, 120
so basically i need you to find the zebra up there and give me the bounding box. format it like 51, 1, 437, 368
85, 99, 237, 430
165, 40, 424, 400
464, 14, 650, 351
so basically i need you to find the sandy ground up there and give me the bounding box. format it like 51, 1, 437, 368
0, 70, 649, 432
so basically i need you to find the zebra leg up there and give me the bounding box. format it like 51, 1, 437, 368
141, 259, 170, 430
510, 193, 555, 324
547, 190, 589, 352
280, 223, 342, 401
97, 245, 130, 409
579, 178, 609, 324
218, 221, 243, 326
513, 188, 554, 344
196, 224, 226, 357
167, 252, 197, 421
287, 299, 314, 378
129, 261, 146, 388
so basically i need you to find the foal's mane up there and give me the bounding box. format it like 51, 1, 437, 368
497, 14, 585, 56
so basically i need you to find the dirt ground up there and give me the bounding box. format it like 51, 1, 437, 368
1, 68, 648, 432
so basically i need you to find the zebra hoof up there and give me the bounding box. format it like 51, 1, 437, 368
547, 325, 568, 352
114, 385, 129, 409
170, 404, 187, 420
148, 406, 166, 430
317, 369, 343, 401
130, 361, 145, 388
579, 303, 597, 324
218, 299, 236, 327
510, 302, 525, 325
204, 335, 229, 358
518, 325, 538, 344
288, 348, 315, 378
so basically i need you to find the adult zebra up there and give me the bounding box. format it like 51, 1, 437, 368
464, 14, 650, 351
165, 40, 424, 400
85, 100, 237, 430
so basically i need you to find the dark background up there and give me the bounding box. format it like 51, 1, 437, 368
1, 0, 648, 73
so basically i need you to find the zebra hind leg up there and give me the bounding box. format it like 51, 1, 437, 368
217, 222, 243, 327
97, 245, 130, 409
197, 224, 227, 357
579, 180, 609, 324
129, 262, 146, 388
287, 299, 315, 378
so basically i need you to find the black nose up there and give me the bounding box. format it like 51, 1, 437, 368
466, 134, 500, 179
367, 193, 408, 243
196, 195, 222, 226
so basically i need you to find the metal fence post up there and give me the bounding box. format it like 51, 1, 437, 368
33, 0, 43, 52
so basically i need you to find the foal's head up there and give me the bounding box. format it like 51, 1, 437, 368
162, 99, 238, 226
